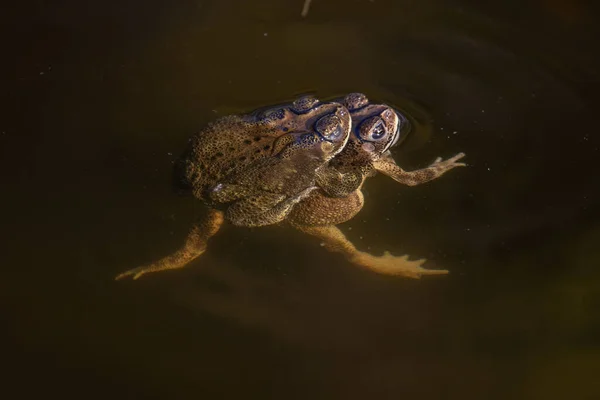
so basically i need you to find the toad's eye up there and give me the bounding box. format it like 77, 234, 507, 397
292, 96, 320, 113
315, 114, 344, 141
358, 117, 388, 141
370, 121, 386, 139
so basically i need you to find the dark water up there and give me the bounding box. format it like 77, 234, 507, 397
2, 0, 599, 398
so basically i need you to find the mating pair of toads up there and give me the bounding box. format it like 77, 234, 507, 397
115, 93, 466, 281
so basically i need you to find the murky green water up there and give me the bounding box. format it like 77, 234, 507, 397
2, 0, 599, 398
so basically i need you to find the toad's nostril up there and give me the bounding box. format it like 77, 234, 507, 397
362, 142, 376, 152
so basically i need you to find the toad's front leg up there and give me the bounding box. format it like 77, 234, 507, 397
293, 224, 448, 278
115, 209, 224, 280
374, 152, 466, 186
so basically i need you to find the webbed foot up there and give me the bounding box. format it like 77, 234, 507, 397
428, 152, 467, 172
352, 251, 448, 278
115, 264, 169, 281
115, 210, 224, 281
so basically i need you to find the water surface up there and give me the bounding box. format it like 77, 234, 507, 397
2, 0, 599, 398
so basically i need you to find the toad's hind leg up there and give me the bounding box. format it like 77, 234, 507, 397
115, 209, 224, 280
293, 224, 448, 279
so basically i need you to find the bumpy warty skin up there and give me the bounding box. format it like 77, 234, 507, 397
176, 115, 290, 201
203, 104, 351, 227
172, 99, 352, 227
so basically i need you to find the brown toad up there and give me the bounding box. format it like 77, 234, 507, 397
287, 93, 466, 278
207, 103, 351, 227
115, 97, 351, 280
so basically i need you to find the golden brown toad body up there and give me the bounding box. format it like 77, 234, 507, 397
177, 98, 346, 202
116, 97, 352, 280
288, 93, 466, 278
206, 103, 351, 227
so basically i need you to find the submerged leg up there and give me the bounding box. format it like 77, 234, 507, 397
294, 224, 448, 279
115, 209, 224, 280
374, 152, 466, 186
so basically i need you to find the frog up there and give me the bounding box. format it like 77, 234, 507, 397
286, 93, 466, 278
115, 96, 352, 280
174, 95, 343, 202
207, 103, 351, 227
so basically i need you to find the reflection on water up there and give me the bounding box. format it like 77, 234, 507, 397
2, 0, 599, 398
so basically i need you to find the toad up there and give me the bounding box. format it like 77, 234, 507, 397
288, 93, 466, 278
116, 96, 351, 280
